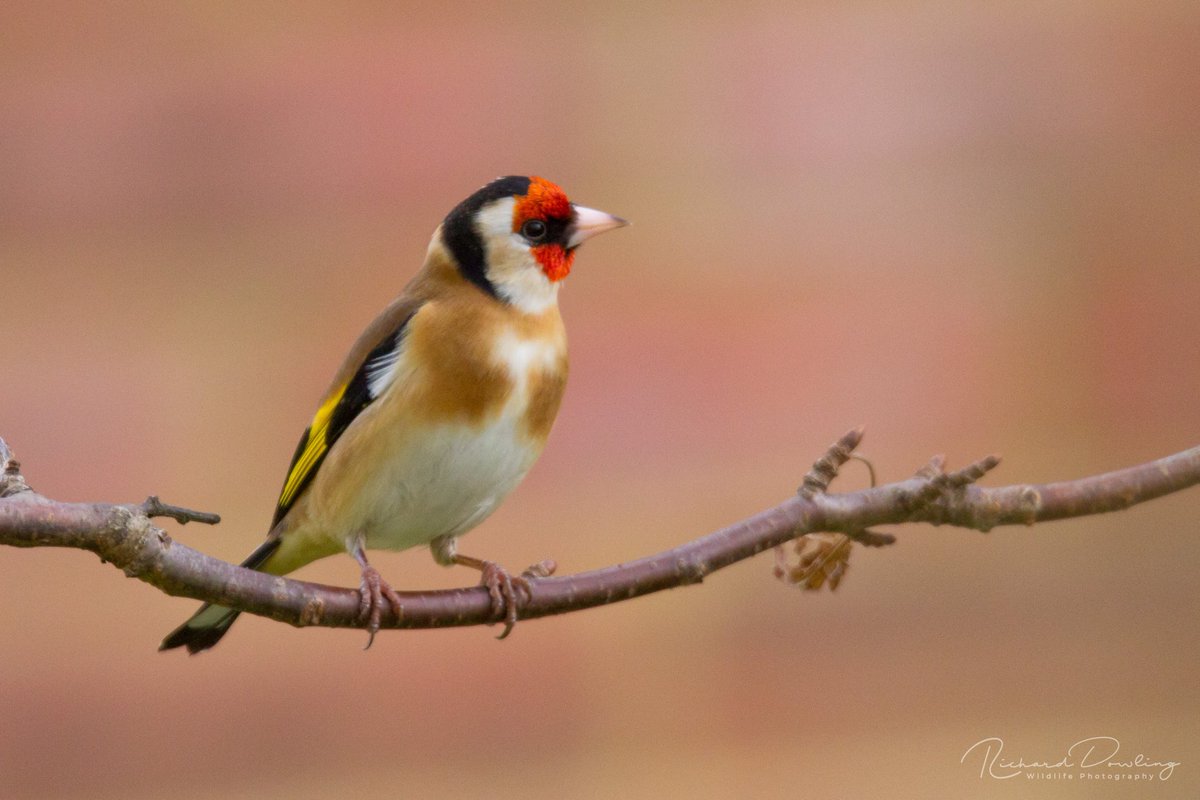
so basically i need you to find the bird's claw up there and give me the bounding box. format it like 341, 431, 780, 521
478, 561, 537, 640
357, 565, 403, 649
522, 558, 557, 579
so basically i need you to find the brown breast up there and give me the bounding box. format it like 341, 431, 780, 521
403, 266, 569, 444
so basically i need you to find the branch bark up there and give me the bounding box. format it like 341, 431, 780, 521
1, 431, 1198, 635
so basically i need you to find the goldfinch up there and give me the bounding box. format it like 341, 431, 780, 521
161, 176, 626, 653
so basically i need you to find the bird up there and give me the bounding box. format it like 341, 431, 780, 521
161, 175, 627, 654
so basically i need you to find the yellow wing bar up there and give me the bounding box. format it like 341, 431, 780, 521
276, 384, 346, 512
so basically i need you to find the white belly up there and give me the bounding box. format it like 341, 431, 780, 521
355, 412, 540, 553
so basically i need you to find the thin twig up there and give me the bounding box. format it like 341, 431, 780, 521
139, 496, 222, 526
799, 426, 865, 496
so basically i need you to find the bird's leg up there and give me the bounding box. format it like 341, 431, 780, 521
349, 538, 403, 650
430, 535, 552, 640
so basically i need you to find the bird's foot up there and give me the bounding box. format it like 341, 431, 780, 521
522, 558, 557, 579
356, 565, 403, 650
438, 543, 555, 640
477, 560, 532, 640
476, 558, 557, 639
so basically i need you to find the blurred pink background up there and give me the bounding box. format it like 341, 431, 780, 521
2, 3, 1198, 798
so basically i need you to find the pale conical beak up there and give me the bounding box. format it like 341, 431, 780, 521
567, 204, 629, 249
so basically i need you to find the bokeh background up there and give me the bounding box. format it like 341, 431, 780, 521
2, 3, 1198, 798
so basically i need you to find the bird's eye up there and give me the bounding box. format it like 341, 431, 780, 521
521, 219, 547, 241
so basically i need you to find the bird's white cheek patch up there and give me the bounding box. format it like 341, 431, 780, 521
474, 201, 559, 314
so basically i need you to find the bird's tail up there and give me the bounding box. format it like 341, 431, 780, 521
159, 537, 281, 654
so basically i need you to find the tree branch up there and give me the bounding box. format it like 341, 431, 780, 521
1, 431, 1198, 635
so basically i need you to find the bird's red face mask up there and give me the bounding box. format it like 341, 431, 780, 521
512, 177, 576, 282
